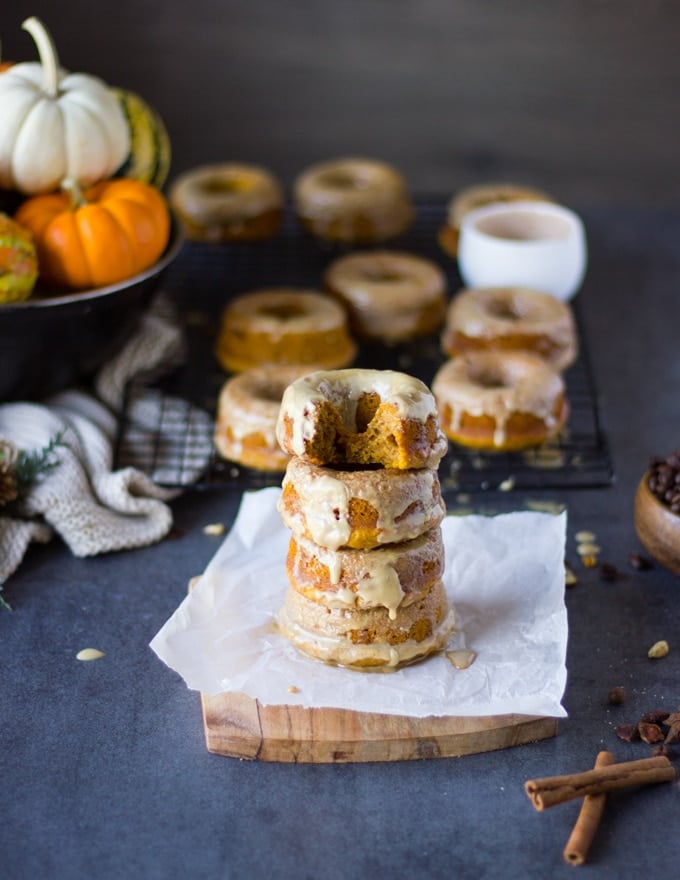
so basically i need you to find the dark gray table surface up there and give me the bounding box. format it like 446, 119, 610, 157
2, 206, 679, 879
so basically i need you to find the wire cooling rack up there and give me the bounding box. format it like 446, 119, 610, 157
114, 200, 614, 494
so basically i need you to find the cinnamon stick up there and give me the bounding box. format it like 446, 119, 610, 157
563, 750, 615, 866
525, 755, 675, 811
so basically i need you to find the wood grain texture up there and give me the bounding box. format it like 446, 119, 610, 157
201, 692, 557, 762
634, 475, 680, 575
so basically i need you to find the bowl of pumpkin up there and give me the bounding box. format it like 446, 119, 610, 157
0, 16, 180, 402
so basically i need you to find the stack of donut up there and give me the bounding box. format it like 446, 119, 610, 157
275, 368, 456, 670
432, 286, 577, 452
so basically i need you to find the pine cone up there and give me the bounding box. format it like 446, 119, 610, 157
0, 439, 19, 506
0, 439, 19, 469
0, 468, 18, 506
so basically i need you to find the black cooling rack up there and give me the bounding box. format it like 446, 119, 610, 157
114, 200, 614, 494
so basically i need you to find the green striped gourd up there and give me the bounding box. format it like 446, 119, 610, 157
113, 88, 171, 189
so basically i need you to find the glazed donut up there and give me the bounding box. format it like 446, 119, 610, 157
215, 289, 356, 373
276, 368, 449, 469
432, 350, 568, 451
286, 527, 444, 615
277, 578, 455, 670
438, 182, 554, 258
442, 286, 578, 372
278, 457, 446, 550
169, 162, 283, 242
293, 157, 414, 243
323, 250, 447, 343
213, 366, 312, 472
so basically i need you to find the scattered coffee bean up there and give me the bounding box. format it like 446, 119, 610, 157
599, 562, 619, 582
607, 686, 626, 705
628, 551, 653, 571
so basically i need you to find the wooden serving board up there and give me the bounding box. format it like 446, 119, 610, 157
201, 691, 557, 763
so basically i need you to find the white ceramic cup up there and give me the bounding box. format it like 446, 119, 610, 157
457, 200, 587, 301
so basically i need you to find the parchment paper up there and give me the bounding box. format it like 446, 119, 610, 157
151, 487, 568, 718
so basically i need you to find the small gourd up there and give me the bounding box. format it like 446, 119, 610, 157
113, 88, 172, 189
0, 213, 38, 304
14, 177, 170, 290
0, 17, 130, 195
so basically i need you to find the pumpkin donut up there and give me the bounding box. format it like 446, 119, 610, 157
293, 157, 414, 243
169, 162, 283, 242
213, 365, 312, 472
323, 250, 447, 343
441, 286, 578, 372
278, 457, 446, 550
285, 527, 445, 613
215, 289, 356, 373
432, 350, 568, 451
277, 577, 455, 670
438, 182, 554, 258
276, 368, 449, 469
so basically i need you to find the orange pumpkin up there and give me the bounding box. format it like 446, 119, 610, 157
14, 178, 171, 290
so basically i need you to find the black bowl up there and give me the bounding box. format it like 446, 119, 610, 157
0, 221, 184, 402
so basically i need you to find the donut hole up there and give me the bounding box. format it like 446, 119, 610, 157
253, 381, 286, 404
320, 170, 369, 191
257, 302, 309, 321
362, 269, 404, 284
486, 295, 525, 321
468, 363, 510, 390
355, 392, 382, 432
200, 176, 250, 195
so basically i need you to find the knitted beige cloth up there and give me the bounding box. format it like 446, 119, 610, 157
0, 294, 212, 584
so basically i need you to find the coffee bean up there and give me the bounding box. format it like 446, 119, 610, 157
647, 448, 680, 514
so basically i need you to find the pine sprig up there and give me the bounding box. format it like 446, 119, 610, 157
12, 431, 66, 491
0, 579, 11, 612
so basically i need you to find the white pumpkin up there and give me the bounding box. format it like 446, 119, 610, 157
0, 17, 130, 195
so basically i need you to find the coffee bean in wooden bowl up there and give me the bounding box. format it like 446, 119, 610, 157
634, 449, 680, 576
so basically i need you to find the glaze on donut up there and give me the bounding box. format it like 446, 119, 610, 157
169, 162, 283, 241
277, 578, 455, 670
324, 250, 447, 343
213, 366, 312, 471
276, 368, 448, 469
432, 350, 568, 451
293, 157, 414, 243
442, 286, 578, 371
215, 289, 356, 373
278, 457, 446, 550
286, 527, 444, 614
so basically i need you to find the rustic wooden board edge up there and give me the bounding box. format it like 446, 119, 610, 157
201, 691, 558, 763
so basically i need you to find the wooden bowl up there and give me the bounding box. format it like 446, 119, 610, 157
634, 473, 680, 575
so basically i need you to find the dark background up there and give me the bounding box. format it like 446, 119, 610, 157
3, 0, 680, 208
